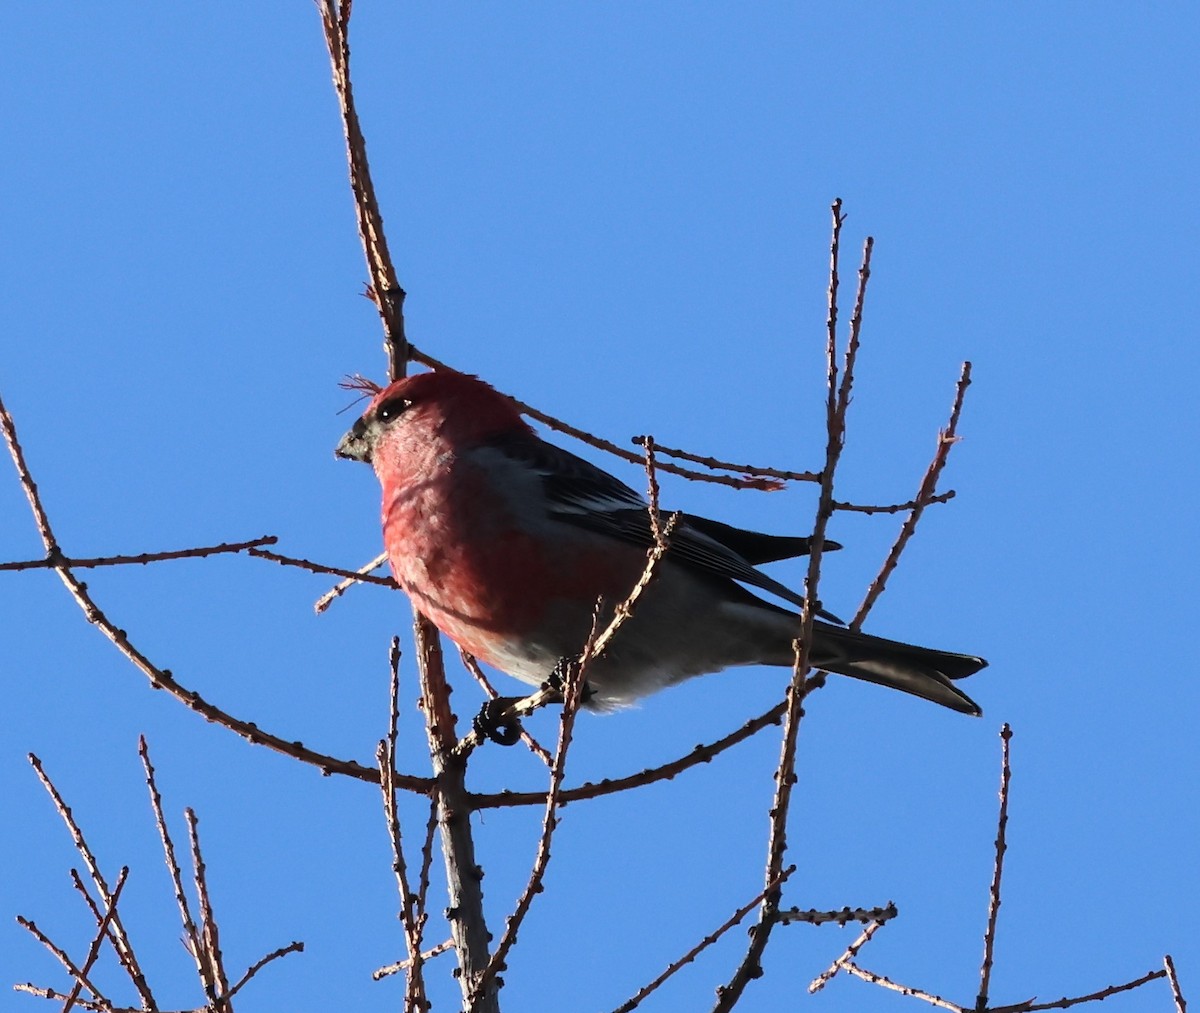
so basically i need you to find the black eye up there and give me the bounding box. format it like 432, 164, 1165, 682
377, 397, 412, 421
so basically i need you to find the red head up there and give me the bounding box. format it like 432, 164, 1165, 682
335, 370, 532, 470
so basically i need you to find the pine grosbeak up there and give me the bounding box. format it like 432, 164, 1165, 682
336, 370, 986, 714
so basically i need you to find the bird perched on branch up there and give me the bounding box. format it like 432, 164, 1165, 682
336, 370, 986, 715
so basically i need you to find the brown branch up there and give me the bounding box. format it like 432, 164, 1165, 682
712, 199, 861, 1013
832, 491, 955, 515
1165, 954, 1188, 1013
186, 808, 230, 1010
226, 941, 305, 999
808, 916, 890, 994
378, 638, 430, 1012
413, 612, 498, 1013
976, 723, 1013, 1012
840, 961, 967, 1011
407, 344, 786, 491
852, 361, 972, 628
15, 917, 112, 1011
61, 867, 129, 1013
470, 645, 591, 1005
779, 902, 896, 927
1, 535, 278, 572
317, 0, 407, 376
314, 550, 391, 613
631, 434, 818, 483
28, 754, 157, 1010
139, 737, 204, 983
608, 869, 793, 1013
249, 547, 397, 588
375, 939, 455, 981
1005, 967, 1168, 1012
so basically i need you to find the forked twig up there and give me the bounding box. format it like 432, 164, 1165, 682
608, 869, 793, 1013
808, 916, 891, 994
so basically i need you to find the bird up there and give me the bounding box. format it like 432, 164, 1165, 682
336, 369, 986, 716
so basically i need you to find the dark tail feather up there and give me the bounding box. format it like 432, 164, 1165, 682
810, 622, 987, 716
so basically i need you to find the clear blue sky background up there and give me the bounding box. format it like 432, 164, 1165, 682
3, 5, 1197, 1012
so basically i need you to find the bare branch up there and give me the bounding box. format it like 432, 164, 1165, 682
608, 869, 793, 1013
1165, 954, 1188, 1013
139, 738, 203, 981
631, 434, 818, 484
832, 491, 955, 515
28, 754, 157, 1009
374, 939, 455, 981
840, 961, 967, 1011
471, 634, 592, 1004
414, 613, 498, 1013
226, 941, 305, 999
1, 535, 277, 572
313, 551, 391, 613
977, 723, 1014, 1011
852, 361, 972, 628
15, 917, 112, 1011
249, 547, 397, 588
779, 902, 896, 927
316, 0, 407, 375
1008, 967, 1168, 1012
61, 868, 130, 1013
808, 916, 890, 994
186, 808, 231, 1009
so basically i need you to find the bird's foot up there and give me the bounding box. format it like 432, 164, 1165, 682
546, 657, 597, 704
473, 696, 525, 746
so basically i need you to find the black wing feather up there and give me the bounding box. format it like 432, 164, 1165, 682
486, 432, 843, 622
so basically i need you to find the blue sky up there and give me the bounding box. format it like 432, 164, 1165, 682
2, 5, 1197, 1012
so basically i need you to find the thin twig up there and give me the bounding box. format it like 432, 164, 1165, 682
1, 535, 277, 572
807, 916, 891, 994
27, 755, 156, 1009
977, 723, 1013, 1012
712, 199, 860, 1013
378, 733, 429, 1012
314, 551, 391, 613
1010, 967, 1168, 1011
249, 547, 397, 588
780, 902, 897, 927
186, 808, 230, 1010
852, 361, 972, 628
226, 941, 305, 999
139, 737, 204, 985
609, 869, 793, 1013
15, 918, 111, 1011
374, 939, 455, 980
840, 961, 967, 1011
1165, 954, 1188, 1013
832, 491, 955, 514
317, 0, 407, 375
470, 634, 592, 1005
631, 434, 818, 483
61, 868, 130, 1013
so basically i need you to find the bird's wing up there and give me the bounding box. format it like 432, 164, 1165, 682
484, 432, 842, 621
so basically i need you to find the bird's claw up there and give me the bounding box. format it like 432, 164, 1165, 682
473, 697, 524, 746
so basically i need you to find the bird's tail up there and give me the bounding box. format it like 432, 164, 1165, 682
805, 621, 987, 715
